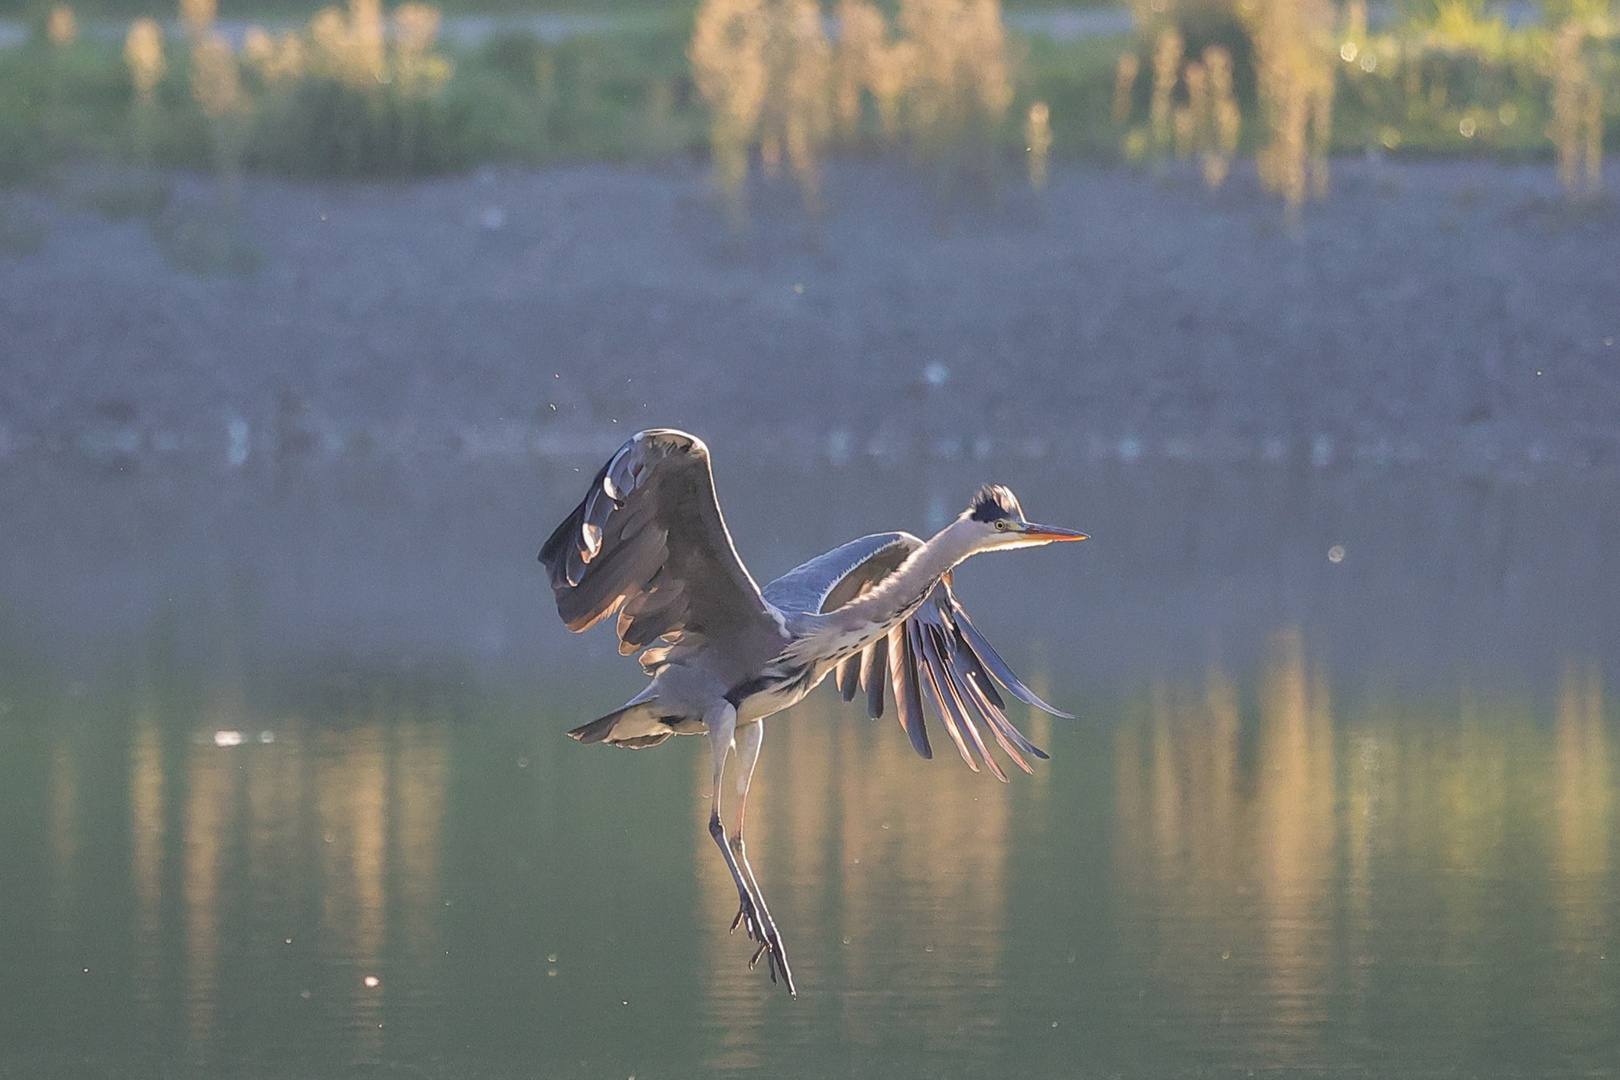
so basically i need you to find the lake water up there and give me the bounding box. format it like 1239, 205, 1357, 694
1, 455, 1617, 1078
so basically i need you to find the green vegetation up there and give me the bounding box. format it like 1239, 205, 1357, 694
0, 0, 1613, 211
0, 2, 709, 185
1111, 0, 1617, 211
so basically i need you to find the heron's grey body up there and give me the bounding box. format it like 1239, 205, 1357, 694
539, 429, 1087, 995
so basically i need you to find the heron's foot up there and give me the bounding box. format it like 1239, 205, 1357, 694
728, 889, 796, 994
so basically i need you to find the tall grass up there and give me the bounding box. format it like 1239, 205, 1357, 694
689, 0, 771, 224
185, 0, 251, 206
690, 0, 1019, 221
123, 17, 164, 164
1112, 0, 1615, 212
0, 0, 1614, 212
1548, 16, 1606, 196
1244, 0, 1337, 216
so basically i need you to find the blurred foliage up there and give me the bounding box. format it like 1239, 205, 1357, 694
0, 1, 707, 183
0, 0, 1123, 18
1111, 0, 1619, 203
0, 0, 1614, 206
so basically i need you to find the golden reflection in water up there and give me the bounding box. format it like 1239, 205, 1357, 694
1253, 628, 1336, 1062
1113, 663, 1247, 1040
103, 695, 451, 1062
184, 728, 232, 1056
245, 718, 302, 931
1115, 634, 1620, 1066
392, 716, 450, 991
1553, 661, 1609, 957
131, 707, 165, 1020
318, 723, 389, 1060
49, 726, 79, 917
1342, 719, 1384, 1014
1115, 629, 1338, 1064
698, 695, 1013, 1065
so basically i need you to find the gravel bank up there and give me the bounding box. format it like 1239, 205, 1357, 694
1, 157, 1617, 684
1, 157, 1617, 477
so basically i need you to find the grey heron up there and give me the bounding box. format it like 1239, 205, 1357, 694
540, 429, 1087, 996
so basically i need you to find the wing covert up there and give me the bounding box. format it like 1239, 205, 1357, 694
762, 532, 920, 616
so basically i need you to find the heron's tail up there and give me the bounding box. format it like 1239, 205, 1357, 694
567, 699, 685, 749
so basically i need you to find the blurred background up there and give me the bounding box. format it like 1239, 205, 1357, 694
1, 0, 1618, 1077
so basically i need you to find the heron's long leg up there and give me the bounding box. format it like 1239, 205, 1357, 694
727, 721, 794, 989
733, 718, 764, 835
706, 707, 796, 995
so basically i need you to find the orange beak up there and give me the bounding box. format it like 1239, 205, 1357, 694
1021, 523, 1089, 542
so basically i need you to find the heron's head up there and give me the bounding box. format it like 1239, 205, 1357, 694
961, 484, 1088, 551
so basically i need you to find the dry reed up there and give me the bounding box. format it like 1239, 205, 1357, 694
1113, 51, 1140, 124
689, 0, 1018, 218
833, 0, 922, 143
1548, 19, 1605, 197
833, 0, 885, 140
309, 0, 387, 88
1201, 45, 1240, 188
759, 0, 832, 209
901, 0, 1014, 151
1242, 0, 1337, 218
1175, 57, 1205, 158
1149, 27, 1183, 159
125, 18, 166, 102
191, 31, 250, 207
47, 5, 78, 48
180, 0, 216, 40
392, 2, 451, 95
124, 17, 166, 164
242, 26, 306, 87
690, 0, 771, 226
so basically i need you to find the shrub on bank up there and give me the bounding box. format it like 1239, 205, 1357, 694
0, 0, 1613, 210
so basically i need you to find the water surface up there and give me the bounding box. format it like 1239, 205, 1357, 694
3, 634, 1615, 1079
3, 454, 1618, 1076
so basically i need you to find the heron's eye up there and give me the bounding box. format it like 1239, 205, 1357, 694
994, 519, 1009, 531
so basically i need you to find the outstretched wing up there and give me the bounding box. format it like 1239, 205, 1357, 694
539, 429, 787, 685
767, 530, 1071, 781
844, 576, 1071, 781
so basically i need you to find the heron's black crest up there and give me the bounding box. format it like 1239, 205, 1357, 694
967, 484, 1022, 523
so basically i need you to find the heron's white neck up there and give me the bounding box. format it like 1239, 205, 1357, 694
823, 518, 981, 638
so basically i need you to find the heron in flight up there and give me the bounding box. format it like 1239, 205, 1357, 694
540, 429, 1087, 996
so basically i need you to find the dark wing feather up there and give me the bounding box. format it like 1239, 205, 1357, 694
888, 622, 931, 758
836, 655, 861, 701
950, 601, 1073, 719
540, 430, 785, 684
916, 621, 994, 777
862, 634, 887, 719
833, 570, 1061, 778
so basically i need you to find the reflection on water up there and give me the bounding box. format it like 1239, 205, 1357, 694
696, 701, 1017, 1069
1, 638, 1617, 1077
1114, 631, 1339, 1066
1112, 635, 1618, 1075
